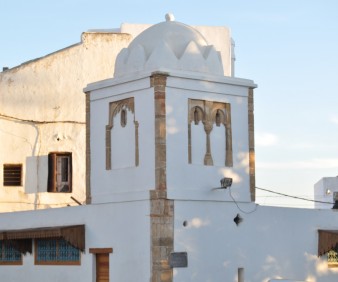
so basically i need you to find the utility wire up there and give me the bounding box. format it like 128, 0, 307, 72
255, 186, 334, 205
0, 113, 85, 124
228, 187, 258, 214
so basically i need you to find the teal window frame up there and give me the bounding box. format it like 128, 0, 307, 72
35, 238, 80, 265
0, 240, 22, 265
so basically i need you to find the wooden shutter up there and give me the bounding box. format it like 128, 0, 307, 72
48, 152, 72, 193
47, 153, 56, 192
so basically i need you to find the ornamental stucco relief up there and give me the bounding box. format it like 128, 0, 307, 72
106, 98, 139, 170
188, 99, 232, 167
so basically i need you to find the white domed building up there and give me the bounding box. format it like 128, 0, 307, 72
0, 15, 337, 282
114, 16, 224, 76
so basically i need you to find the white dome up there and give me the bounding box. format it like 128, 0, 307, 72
114, 16, 224, 77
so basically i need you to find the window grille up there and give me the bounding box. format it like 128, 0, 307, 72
328, 249, 338, 266
35, 238, 80, 265
0, 241, 22, 265
3, 164, 22, 186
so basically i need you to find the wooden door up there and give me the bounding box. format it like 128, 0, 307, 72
96, 253, 109, 282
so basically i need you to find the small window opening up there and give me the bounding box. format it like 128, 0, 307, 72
3, 164, 22, 186
328, 249, 338, 267
215, 110, 222, 126
48, 152, 72, 193
121, 109, 127, 127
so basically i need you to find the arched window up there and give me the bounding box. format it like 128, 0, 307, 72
215, 110, 221, 126
106, 98, 139, 170
120, 109, 127, 127
194, 108, 199, 124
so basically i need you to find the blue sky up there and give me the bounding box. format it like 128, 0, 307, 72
1, 0, 338, 208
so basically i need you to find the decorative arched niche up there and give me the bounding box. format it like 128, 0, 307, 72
188, 99, 232, 167
106, 98, 139, 170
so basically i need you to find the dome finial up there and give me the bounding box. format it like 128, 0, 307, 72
165, 13, 175, 22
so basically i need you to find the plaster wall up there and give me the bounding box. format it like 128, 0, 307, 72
0, 201, 151, 282
87, 71, 254, 204
0, 119, 85, 211
0, 32, 132, 212
173, 201, 338, 282
165, 74, 254, 202
314, 177, 338, 209
110, 108, 136, 169
88, 77, 155, 203
0, 196, 337, 282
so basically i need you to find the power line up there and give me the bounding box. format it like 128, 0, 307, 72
228, 187, 258, 214
255, 186, 334, 205
0, 113, 85, 125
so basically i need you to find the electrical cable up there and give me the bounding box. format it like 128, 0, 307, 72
255, 186, 334, 205
0, 113, 85, 125
228, 187, 258, 214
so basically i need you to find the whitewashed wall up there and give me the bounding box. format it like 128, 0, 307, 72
165, 73, 255, 203
0, 196, 337, 281
87, 70, 255, 204
0, 21, 235, 212
88, 75, 156, 203
314, 177, 338, 209
0, 32, 132, 212
0, 201, 151, 282
174, 201, 338, 282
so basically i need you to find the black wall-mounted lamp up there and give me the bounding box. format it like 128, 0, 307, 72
220, 177, 233, 189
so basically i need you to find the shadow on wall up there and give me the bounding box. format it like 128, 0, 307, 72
26, 154, 73, 195
25, 155, 48, 194
173, 205, 338, 282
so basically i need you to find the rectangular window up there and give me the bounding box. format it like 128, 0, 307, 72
328, 249, 338, 267
48, 152, 72, 193
0, 241, 22, 265
35, 238, 80, 265
3, 164, 22, 186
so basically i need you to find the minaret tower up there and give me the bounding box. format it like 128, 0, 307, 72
85, 14, 256, 282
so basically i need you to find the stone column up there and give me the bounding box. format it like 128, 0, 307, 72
248, 88, 256, 202
85, 92, 92, 204
203, 100, 214, 166
150, 72, 174, 282
203, 121, 214, 166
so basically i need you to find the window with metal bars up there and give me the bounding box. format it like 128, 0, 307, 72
47, 152, 72, 193
3, 164, 22, 186
0, 240, 22, 265
328, 249, 338, 267
35, 238, 80, 265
